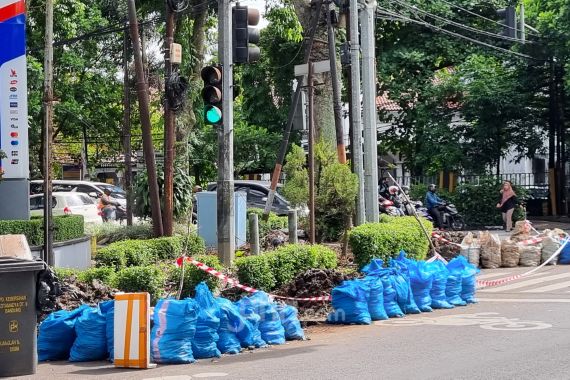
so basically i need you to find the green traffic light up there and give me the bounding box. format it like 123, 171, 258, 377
205, 105, 222, 124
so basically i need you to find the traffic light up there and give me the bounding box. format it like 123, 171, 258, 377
201, 65, 223, 125
496, 6, 517, 38
232, 5, 261, 64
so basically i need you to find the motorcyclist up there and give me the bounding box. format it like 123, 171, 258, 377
100, 189, 120, 222
387, 186, 405, 216
425, 184, 445, 228
378, 177, 391, 199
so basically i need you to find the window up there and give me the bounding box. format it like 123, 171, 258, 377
78, 194, 95, 205
248, 189, 266, 202
76, 185, 97, 194
65, 196, 83, 207
29, 196, 56, 210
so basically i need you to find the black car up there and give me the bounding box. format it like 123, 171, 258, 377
205, 180, 301, 216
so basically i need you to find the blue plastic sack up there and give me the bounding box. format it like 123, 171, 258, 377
446, 258, 468, 306
216, 298, 243, 354
38, 304, 90, 361
151, 298, 198, 364
394, 251, 433, 312
447, 256, 480, 304
361, 258, 384, 275
276, 304, 305, 340
192, 282, 222, 358
99, 300, 115, 361
389, 269, 421, 315
69, 306, 108, 362
559, 240, 570, 264
379, 274, 404, 318
327, 280, 371, 325
240, 292, 285, 345
234, 299, 267, 348
427, 261, 454, 309
364, 276, 388, 320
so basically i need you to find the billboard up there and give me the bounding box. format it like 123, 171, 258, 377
0, 0, 29, 179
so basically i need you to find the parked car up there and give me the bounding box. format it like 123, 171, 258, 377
30, 192, 102, 224
30, 180, 126, 207
205, 180, 307, 216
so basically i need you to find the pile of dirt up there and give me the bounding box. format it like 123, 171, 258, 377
38, 276, 116, 321
431, 231, 466, 261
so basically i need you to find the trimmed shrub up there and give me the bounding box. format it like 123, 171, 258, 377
86, 223, 154, 243
0, 215, 84, 246
77, 267, 117, 286
54, 267, 81, 281
114, 266, 166, 303
95, 234, 206, 270
349, 216, 433, 269
234, 244, 338, 291
168, 254, 223, 298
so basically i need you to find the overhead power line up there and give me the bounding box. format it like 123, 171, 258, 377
388, 0, 534, 44
376, 7, 541, 61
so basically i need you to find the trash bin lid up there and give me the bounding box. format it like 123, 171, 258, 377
0, 257, 45, 273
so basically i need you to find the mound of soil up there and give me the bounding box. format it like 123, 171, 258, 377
431, 231, 466, 261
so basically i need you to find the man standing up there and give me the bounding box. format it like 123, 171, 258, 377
425, 184, 444, 229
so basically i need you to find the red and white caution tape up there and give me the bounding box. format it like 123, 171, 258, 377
175, 257, 332, 302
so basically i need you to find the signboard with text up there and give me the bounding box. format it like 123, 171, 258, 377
0, 0, 29, 179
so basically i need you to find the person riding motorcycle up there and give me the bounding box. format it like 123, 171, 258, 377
99, 189, 120, 222
425, 184, 445, 228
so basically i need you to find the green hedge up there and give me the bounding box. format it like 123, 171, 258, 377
114, 265, 167, 303
0, 215, 84, 246
234, 244, 338, 291
349, 216, 433, 269
95, 234, 206, 270
168, 254, 223, 298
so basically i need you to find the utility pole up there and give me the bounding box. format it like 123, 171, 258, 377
163, 1, 176, 236
127, 0, 164, 236
350, 0, 365, 225
307, 61, 316, 244
42, 0, 54, 265
327, 3, 346, 164
123, 26, 133, 226
218, 0, 235, 264
262, 0, 323, 221
360, 0, 379, 223
519, 2, 525, 43
548, 58, 557, 216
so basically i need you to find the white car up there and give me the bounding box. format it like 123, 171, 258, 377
30, 192, 102, 224
30, 180, 127, 207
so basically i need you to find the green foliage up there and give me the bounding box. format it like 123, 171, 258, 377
349, 216, 433, 269
77, 267, 117, 286
0, 215, 84, 246
114, 266, 167, 303
282, 144, 309, 208
134, 166, 193, 220
315, 142, 359, 242
86, 223, 154, 243
54, 267, 81, 281
168, 254, 223, 298
246, 209, 288, 240
234, 244, 338, 291
95, 235, 206, 270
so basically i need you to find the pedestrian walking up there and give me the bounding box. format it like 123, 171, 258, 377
497, 181, 518, 232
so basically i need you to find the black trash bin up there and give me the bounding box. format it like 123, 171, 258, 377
0, 257, 45, 377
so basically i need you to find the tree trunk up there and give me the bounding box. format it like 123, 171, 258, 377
291, 0, 336, 148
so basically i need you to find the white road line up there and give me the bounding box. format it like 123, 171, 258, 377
521, 280, 570, 293
477, 272, 510, 280
478, 298, 570, 303
480, 272, 570, 293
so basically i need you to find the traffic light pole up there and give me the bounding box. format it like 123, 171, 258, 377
218, 0, 235, 265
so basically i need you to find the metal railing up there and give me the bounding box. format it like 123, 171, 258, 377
395, 172, 549, 189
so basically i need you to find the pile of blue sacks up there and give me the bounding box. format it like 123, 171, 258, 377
326, 252, 479, 325
38, 282, 305, 364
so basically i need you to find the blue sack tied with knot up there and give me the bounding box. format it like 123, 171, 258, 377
327, 280, 371, 325
216, 297, 243, 354
446, 257, 468, 306
427, 261, 454, 309
240, 292, 285, 345
192, 282, 222, 359
277, 304, 305, 340
151, 298, 198, 364
364, 276, 388, 320
69, 306, 108, 362
38, 304, 90, 361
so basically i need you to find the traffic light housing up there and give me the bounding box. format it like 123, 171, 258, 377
496, 6, 516, 38
232, 5, 261, 64
201, 65, 223, 125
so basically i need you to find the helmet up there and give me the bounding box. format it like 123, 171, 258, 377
428, 184, 436, 192
388, 186, 399, 195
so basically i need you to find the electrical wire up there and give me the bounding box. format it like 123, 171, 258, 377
388, 0, 533, 44
437, 0, 541, 38
265, 43, 304, 70
376, 7, 541, 61
166, 69, 189, 111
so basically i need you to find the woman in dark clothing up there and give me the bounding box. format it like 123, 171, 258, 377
496, 181, 518, 231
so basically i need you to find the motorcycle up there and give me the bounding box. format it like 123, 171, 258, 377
379, 197, 404, 217
436, 202, 465, 231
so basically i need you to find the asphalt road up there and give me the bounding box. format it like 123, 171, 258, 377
30, 266, 570, 380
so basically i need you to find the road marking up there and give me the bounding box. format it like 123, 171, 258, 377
143, 376, 192, 380
478, 298, 570, 303
193, 374, 229, 378
477, 272, 510, 280
521, 280, 570, 293
480, 272, 570, 292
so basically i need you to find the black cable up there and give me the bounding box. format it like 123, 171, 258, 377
167, 0, 190, 13
376, 7, 541, 61
166, 69, 189, 112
